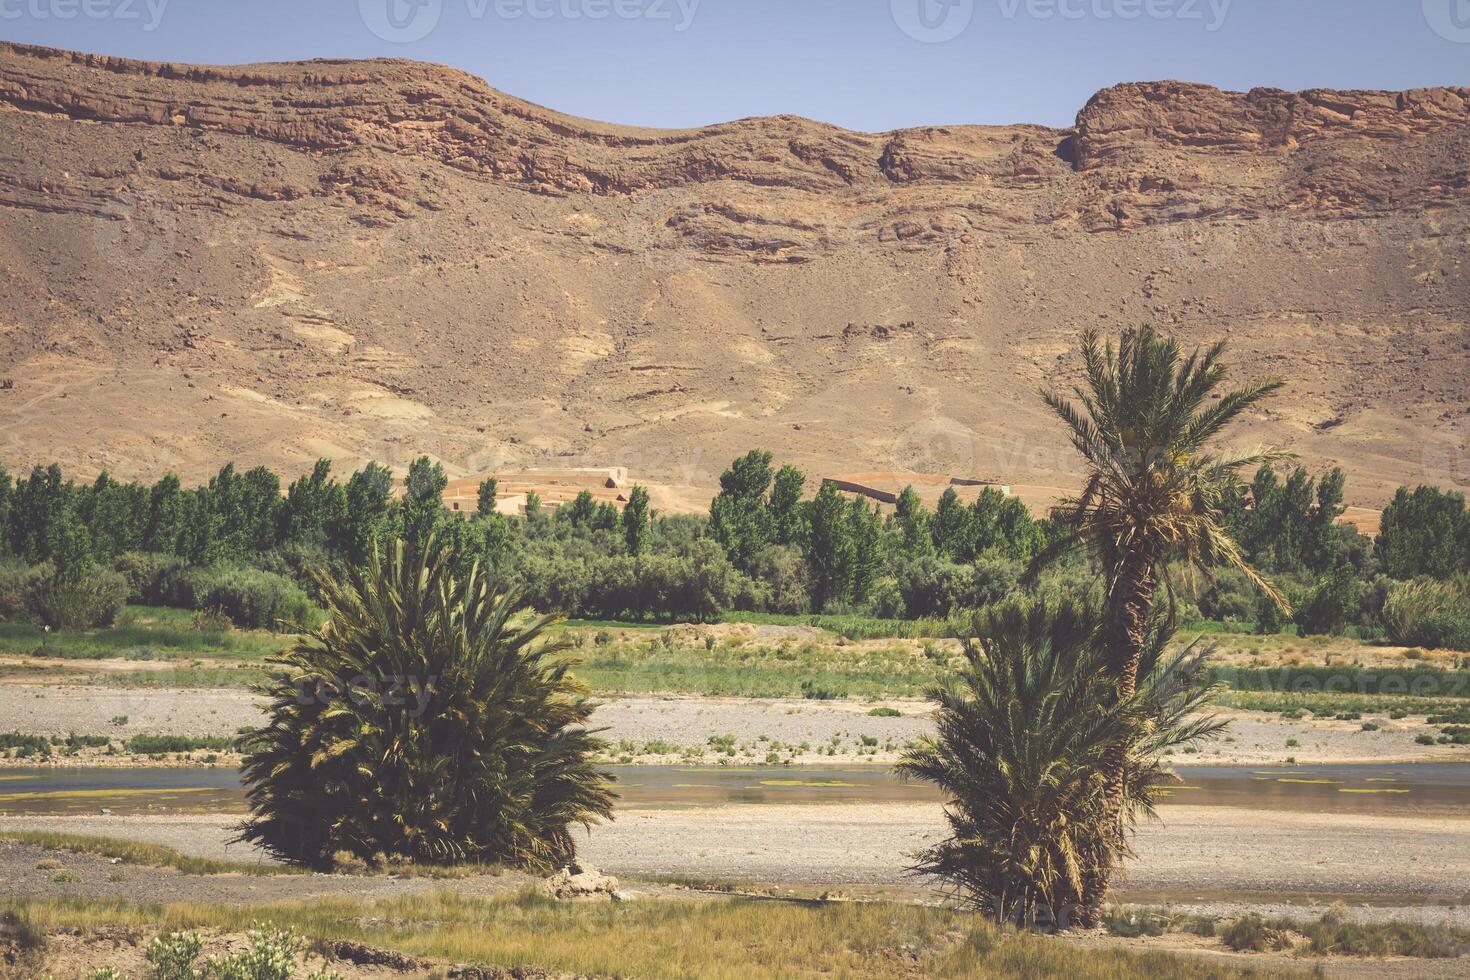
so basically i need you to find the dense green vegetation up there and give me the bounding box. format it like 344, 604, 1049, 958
1, 441, 1467, 644
238, 537, 614, 870
897, 597, 1223, 926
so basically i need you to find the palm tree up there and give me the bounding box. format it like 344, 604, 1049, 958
896, 596, 1223, 927
237, 536, 615, 869
1029, 325, 1286, 924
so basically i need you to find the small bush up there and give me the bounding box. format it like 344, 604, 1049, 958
1404, 613, 1470, 652
29, 568, 128, 630
0, 731, 52, 758
156, 564, 313, 631
1220, 915, 1292, 952
1383, 579, 1470, 648
867, 707, 902, 717
125, 734, 233, 754
113, 551, 186, 604
800, 679, 841, 700
146, 929, 204, 980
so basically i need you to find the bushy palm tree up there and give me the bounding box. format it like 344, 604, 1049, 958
237, 537, 614, 869
1029, 326, 1285, 923
896, 596, 1222, 927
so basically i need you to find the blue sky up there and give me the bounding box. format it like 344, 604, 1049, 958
2, 0, 1468, 131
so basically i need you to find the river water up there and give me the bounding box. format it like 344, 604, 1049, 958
3, 763, 1469, 816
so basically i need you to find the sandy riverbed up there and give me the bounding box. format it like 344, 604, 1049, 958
3, 803, 1467, 907
3, 684, 1466, 767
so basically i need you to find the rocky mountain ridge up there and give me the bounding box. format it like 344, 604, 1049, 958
0, 42, 1466, 504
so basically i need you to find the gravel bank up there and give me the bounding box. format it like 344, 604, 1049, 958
3, 684, 1466, 766
4, 805, 1467, 906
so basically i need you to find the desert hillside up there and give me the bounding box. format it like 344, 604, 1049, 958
0, 41, 1467, 505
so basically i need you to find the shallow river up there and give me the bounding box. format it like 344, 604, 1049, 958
2, 763, 1469, 817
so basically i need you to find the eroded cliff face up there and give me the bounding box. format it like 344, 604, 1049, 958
0, 42, 1467, 502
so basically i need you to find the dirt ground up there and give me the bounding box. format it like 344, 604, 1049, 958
2, 824, 1467, 980
3, 803, 1467, 906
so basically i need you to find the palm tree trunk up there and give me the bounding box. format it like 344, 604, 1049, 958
1075, 549, 1157, 929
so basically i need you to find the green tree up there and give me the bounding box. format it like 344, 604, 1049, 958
806, 482, 854, 611
623, 484, 650, 554
768, 464, 807, 546
334, 462, 395, 563
10, 464, 84, 569
897, 596, 1224, 925
143, 474, 187, 555
279, 459, 346, 549
476, 478, 499, 518
893, 485, 932, 557
709, 450, 774, 572
1307, 467, 1347, 571
81, 470, 145, 561
402, 456, 449, 550
566, 490, 597, 528
1377, 485, 1470, 580
0, 463, 10, 557
1031, 326, 1283, 925
931, 487, 970, 560
592, 501, 620, 532
848, 496, 884, 603
238, 536, 615, 868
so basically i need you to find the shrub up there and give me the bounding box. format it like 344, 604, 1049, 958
1198, 569, 1257, 623
238, 537, 614, 868
895, 556, 968, 619
29, 567, 128, 630
1253, 592, 1287, 635
1383, 579, 1470, 647
1220, 915, 1292, 952
1294, 567, 1360, 638
113, 551, 185, 603
146, 929, 204, 980
0, 559, 44, 621
964, 554, 1020, 610
1404, 613, 1470, 652
156, 564, 313, 631
205, 923, 296, 980
126, 734, 233, 754
896, 597, 1224, 926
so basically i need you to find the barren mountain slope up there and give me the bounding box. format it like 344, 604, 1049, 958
0, 42, 1467, 504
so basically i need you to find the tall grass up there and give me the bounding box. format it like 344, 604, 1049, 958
721, 611, 952, 640
0, 605, 292, 661
8, 892, 1300, 980
0, 831, 295, 876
